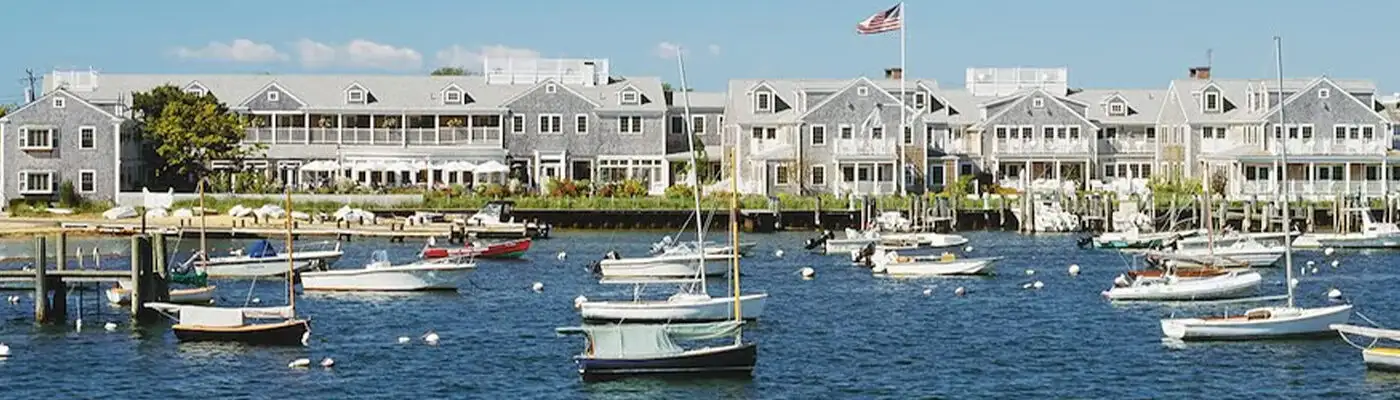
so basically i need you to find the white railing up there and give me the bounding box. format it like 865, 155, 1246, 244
994, 139, 1089, 154
1243, 180, 1388, 197
835, 181, 897, 195
747, 138, 794, 158
832, 138, 897, 157
1277, 140, 1388, 155
1097, 139, 1153, 154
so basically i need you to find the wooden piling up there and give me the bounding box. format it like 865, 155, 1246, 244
56, 231, 68, 271
129, 235, 154, 322
33, 236, 49, 323
152, 234, 169, 303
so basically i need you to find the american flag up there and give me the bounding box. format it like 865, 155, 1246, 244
856, 3, 903, 35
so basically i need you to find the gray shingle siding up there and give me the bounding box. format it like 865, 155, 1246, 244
1268, 80, 1387, 127
242, 84, 305, 111
504, 83, 664, 160
1, 91, 122, 203
984, 92, 1093, 129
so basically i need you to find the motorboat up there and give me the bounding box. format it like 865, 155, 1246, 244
456, 200, 552, 239
556, 321, 756, 381
1152, 239, 1285, 268
651, 237, 756, 256
591, 251, 730, 278
107, 282, 216, 305
421, 237, 531, 259
804, 229, 880, 255
1161, 304, 1353, 340
1078, 229, 1203, 250
871, 250, 1001, 276
194, 240, 342, 278
1102, 270, 1261, 301
1295, 209, 1400, 249
301, 250, 475, 292
878, 231, 969, 248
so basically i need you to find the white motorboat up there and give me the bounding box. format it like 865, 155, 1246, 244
879, 232, 969, 248
1171, 231, 1297, 253
1102, 270, 1261, 301
872, 251, 1000, 276
300, 250, 475, 292
1159, 239, 1285, 268
1295, 209, 1400, 249
804, 228, 880, 254
1332, 324, 1400, 371
581, 290, 768, 322
593, 252, 731, 278
195, 240, 342, 278
107, 283, 216, 305
1161, 304, 1353, 340
1009, 198, 1081, 233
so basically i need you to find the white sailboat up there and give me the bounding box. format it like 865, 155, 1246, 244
300, 250, 475, 292
1159, 38, 1352, 340
579, 50, 767, 322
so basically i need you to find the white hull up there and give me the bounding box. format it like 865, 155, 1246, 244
1161, 305, 1353, 340
825, 238, 879, 254
1103, 271, 1262, 301
598, 253, 731, 278
106, 286, 216, 305
579, 293, 768, 322
200, 249, 343, 278
1166, 244, 1285, 268
881, 257, 999, 276
880, 232, 969, 248
300, 262, 474, 291
1363, 349, 1400, 371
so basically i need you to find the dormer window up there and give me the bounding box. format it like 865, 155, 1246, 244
1319, 88, 1330, 99
53, 96, 66, 108
620, 90, 639, 105
1108, 102, 1126, 116
1204, 91, 1220, 112
857, 87, 869, 96
545, 84, 558, 94
1031, 98, 1044, 108
1248, 90, 1261, 111
913, 92, 926, 109
347, 89, 365, 104
266, 91, 280, 102
755, 91, 772, 112
444, 90, 462, 104
186, 83, 208, 96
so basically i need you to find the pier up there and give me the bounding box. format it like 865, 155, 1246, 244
0, 233, 168, 324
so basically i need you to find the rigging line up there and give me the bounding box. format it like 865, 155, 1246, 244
243, 274, 259, 307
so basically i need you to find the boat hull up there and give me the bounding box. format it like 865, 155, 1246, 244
1104, 272, 1262, 301
1315, 235, 1400, 249
1160, 305, 1353, 341
880, 233, 969, 248
580, 294, 768, 322
1164, 250, 1284, 268
577, 343, 757, 382
597, 254, 730, 278
107, 286, 216, 305
1364, 348, 1400, 371
881, 258, 999, 276
300, 264, 473, 291
172, 319, 309, 346
422, 238, 532, 259
200, 250, 342, 278
824, 238, 878, 254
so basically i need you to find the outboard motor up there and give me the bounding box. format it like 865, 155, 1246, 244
1076, 236, 1094, 249
804, 230, 835, 250
853, 242, 877, 267
589, 251, 623, 274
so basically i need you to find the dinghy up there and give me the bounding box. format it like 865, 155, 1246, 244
557, 321, 756, 381
871, 250, 1001, 276
107, 284, 216, 305
1332, 324, 1400, 371
421, 238, 531, 259
301, 250, 475, 292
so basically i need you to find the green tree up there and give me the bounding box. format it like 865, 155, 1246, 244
0, 103, 12, 118
150, 99, 260, 183
431, 66, 479, 76
132, 85, 235, 189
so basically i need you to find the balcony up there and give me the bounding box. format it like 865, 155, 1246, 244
242, 127, 504, 146
835, 181, 897, 195
993, 139, 1090, 155
1275, 139, 1388, 155
1097, 138, 1153, 154
1240, 180, 1388, 198
929, 138, 979, 155
832, 138, 898, 158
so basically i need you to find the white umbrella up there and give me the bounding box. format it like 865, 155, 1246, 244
411, 160, 429, 170
476, 160, 509, 174
299, 160, 327, 171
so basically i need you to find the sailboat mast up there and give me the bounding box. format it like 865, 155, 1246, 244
1275, 36, 1295, 308
729, 142, 742, 322
198, 179, 207, 265
1203, 166, 1215, 259
675, 49, 708, 295
284, 189, 296, 313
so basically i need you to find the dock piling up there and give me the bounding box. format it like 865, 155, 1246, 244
33, 236, 49, 323
56, 232, 68, 271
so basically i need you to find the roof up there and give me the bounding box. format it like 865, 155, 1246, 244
43, 73, 667, 113
1167, 77, 1377, 124
723, 77, 939, 124
1068, 89, 1167, 124
669, 91, 726, 109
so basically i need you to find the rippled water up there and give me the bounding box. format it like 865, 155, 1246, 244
3, 230, 1400, 398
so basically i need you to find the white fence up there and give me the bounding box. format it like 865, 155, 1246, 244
115, 192, 423, 208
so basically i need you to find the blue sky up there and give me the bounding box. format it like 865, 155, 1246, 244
3, 0, 1398, 103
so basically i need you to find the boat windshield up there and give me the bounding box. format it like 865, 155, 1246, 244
370, 250, 390, 265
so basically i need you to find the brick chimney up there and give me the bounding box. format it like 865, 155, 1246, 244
884, 67, 903, 80
1189, 66, 1211, 80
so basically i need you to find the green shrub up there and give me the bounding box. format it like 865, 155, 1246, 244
664, 184, 694, 199
546, 178, 584, 197
618, 179, 648, 197
58, 181, 82, 208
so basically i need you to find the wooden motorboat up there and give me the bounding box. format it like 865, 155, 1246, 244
422, 238, 531, 259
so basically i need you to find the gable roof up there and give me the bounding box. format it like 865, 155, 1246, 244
236, 81, 307, 108
796, 76, 919, 121
499, 78, 602, 108
1169, 77, 1380, 124
1069, 89, 1167, 124
973, 88, 1098, 129
0, 88, 122, 122
1260, 76, 1391, 122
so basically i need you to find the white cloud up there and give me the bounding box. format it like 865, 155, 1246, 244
435, 44, 542, 69
292, 39, 423, 70
707, 44, 721, 56
655, 42, 686, 60
173, 39, 287, 63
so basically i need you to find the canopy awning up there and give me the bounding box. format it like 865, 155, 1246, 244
441, 161, 477, 172
300, 160, 342, 172
476, 160, 509, 173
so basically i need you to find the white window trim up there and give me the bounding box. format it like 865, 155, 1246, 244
444, 90, 462, 104
903, 125, 915, 145
78, 170, 97, 193
18, 170, 55, 194
266, 91, 280, 102
1299, 123, 1315, 139
575, 114, 589, 134
187, 87, 207, 96
1203, 91, 1221, 112
538, 114, 563, 134
691, 115, 706, 135
1108, 102, 1126, 116
774, 164, 791, 185
838, 124, 853, 140
755, 91, 773, 112
79, 126, 96, 149
810, 165, 827, 186
870, 125, 884, 139
53, 96, 66, 108
546, 84, 558, 94
857, 86, 869, 96
346, 89, 365, 104
511, 114, 525, 134
913, 92, 926, 109
19, 127, 56, 150
1319, 88, 1330, 99
618, 116, 644, 135
620, 90, 640, 105
1031, 97, 1045, 108
811, 124, 827, 146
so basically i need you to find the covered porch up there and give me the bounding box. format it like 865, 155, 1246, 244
1211, 154, 1400, 200
995, 157, 1090, 194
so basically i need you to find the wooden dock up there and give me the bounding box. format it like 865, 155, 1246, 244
1, 233, 170, 323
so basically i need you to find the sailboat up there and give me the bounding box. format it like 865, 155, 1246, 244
578, 49, 768, 323
1158, 37, 1351, 340
559, 80, 758, 378
147, 189, 311, 346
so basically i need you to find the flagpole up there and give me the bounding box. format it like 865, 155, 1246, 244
897, 1, 907, 196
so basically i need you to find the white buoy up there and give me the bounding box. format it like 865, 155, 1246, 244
289, 358, 311, 368
7, 295, 18, 304
922, 288, 933, 296
775, 249, 785, 258
799, 267, 815, 279
1289, 278, 1300, 288
424, 331, 440, 345
574, 295, 588, 309
1306, 260, 1316, 267
397, 336, 411, 344
1323, 247, 1336, 256
532, 282, 544, 292
1021, 283, 1032, 289
1328, 288, 1343, 299
1067, 264, 1081, 276
1331, 260, 1340, 268
954, 287, 966, 296
320, 357, 335, 368
1032, 281, 1044, 289
0, 343, 9, 358
964, 246, 973, 253
556, 252, 567, 261
1025, 269, 1035, 276
104, 322, 117, 332
1311, 267, 1319, 274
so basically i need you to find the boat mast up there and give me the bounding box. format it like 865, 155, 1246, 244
1275, 36, 1295, 308
284, 189, 296, 314
729, 132, 742, 325
198, 178, 208, 266
675, 48, 708, 296
1203, 166, 1215, 259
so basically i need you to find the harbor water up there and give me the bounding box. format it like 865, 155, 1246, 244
3, 231, 1400, 398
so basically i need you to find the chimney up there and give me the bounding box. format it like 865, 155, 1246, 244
884, 67, 903, 80
23, 87, 34, 104
1189, 66, 1211, 80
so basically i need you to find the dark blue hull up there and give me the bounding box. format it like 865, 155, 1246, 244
577, 343, 757, 381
